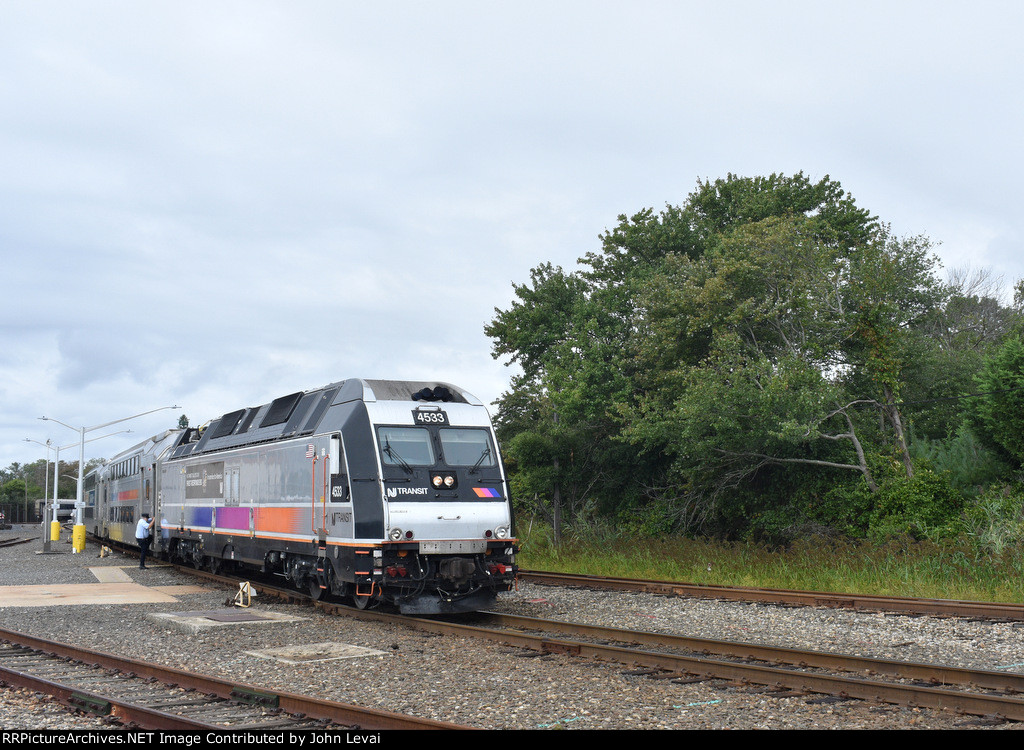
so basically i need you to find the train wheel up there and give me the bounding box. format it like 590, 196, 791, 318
309, 578, 326, 601
352, 590, 377, 610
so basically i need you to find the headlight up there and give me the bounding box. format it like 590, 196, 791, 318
430, 473, 457, 489
495, 525, 509, 539
389, 528, 403, 541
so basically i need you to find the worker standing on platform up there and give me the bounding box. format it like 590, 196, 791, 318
135, 513, 155, 569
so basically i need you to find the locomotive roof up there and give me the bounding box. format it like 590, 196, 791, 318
167, 378, 481, 460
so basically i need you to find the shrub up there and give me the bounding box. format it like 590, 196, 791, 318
908, 426, 1008, 496
962, 483, 1024, 555
868, 469, 966, 540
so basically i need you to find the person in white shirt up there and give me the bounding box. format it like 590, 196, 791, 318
135, 513, 155, 569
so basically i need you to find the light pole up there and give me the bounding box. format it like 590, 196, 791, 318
39, 406, 180, 553
23, 438, 53, 553
28, 430, 133, 553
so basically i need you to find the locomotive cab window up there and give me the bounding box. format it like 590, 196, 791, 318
377, 427, 435, 466
330, 434, 351, 502
439, 428, 496, 467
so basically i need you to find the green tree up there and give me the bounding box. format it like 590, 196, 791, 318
621, 219, 946, 524
487, 263, 644, 539
488, 173, 891, 539
903, 267, 1022, 441
489, 171, 1021, 542
609, 185, 930, 535
0, 477, 29, 505
969, 333, 1024, 465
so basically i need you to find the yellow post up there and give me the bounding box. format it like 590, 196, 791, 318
72, 524, 86, 553
50, 520, 61, 542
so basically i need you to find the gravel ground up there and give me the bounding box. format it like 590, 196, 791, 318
1, 526, 1022, 731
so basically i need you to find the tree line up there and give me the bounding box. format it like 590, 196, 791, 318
2, 417, 190, 521
0, 458, 103, 520
487, 173, 1024, 545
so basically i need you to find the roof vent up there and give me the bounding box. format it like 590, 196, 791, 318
411, 386, 454, 402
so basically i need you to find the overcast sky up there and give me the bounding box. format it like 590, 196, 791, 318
2, 1, 1022, 469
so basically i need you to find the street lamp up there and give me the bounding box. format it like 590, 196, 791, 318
27, 430, 133, 553
24, 438, 53, 553
39, 405, 180, 553
24, 439, 51, 509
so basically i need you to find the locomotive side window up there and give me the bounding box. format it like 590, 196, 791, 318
377, 427, 435, 466
330, 434, 351, 502
438, 428, 496, 467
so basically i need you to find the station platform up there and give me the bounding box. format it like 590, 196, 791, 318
0, 567, 208, 607
0, 526, 237, 613
0, 526, 316, 636
0, 526, 389, 664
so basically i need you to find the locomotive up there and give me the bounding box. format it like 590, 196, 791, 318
91, 378, 518, 614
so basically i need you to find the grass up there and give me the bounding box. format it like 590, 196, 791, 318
515, 521, 1024, 604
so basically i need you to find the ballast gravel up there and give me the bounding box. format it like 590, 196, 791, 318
1, 527, 1022, 731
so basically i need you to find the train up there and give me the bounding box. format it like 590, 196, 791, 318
89, 378, 518, 614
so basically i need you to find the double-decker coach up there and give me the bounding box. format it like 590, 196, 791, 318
93, 430, 182, 544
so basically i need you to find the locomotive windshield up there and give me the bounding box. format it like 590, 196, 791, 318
379, 427, 435, 466
438, 428, 495, 467
376, 426, 497, 468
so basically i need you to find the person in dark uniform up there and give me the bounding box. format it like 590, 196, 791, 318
135, 513, 155, 569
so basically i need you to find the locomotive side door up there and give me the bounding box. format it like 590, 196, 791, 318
144, 461, 158, 551
326, 434, 353, 540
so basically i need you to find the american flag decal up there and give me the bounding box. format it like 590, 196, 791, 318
306, 444, 315, 458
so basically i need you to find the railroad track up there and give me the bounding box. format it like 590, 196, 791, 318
0, 627, 466, 731
106, 535, 1022, 619
518, 570, 1024, 621
349, 607, 1024, 723
467, 611, 1024, 723
90, 542, 1024, 724
0, 536, 38, 549
180, 570, 1024, 725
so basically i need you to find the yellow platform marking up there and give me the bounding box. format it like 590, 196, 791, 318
89, 567, 134, 583
0, 583, 180, 608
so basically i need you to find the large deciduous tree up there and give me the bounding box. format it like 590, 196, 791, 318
624, 219, 944, 511
488, 172, 1015, 540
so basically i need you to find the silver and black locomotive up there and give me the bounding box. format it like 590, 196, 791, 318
91, 378, 518, 614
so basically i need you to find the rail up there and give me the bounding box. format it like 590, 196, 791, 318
518, 570, 1024, 620
0, 627, 468, 731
